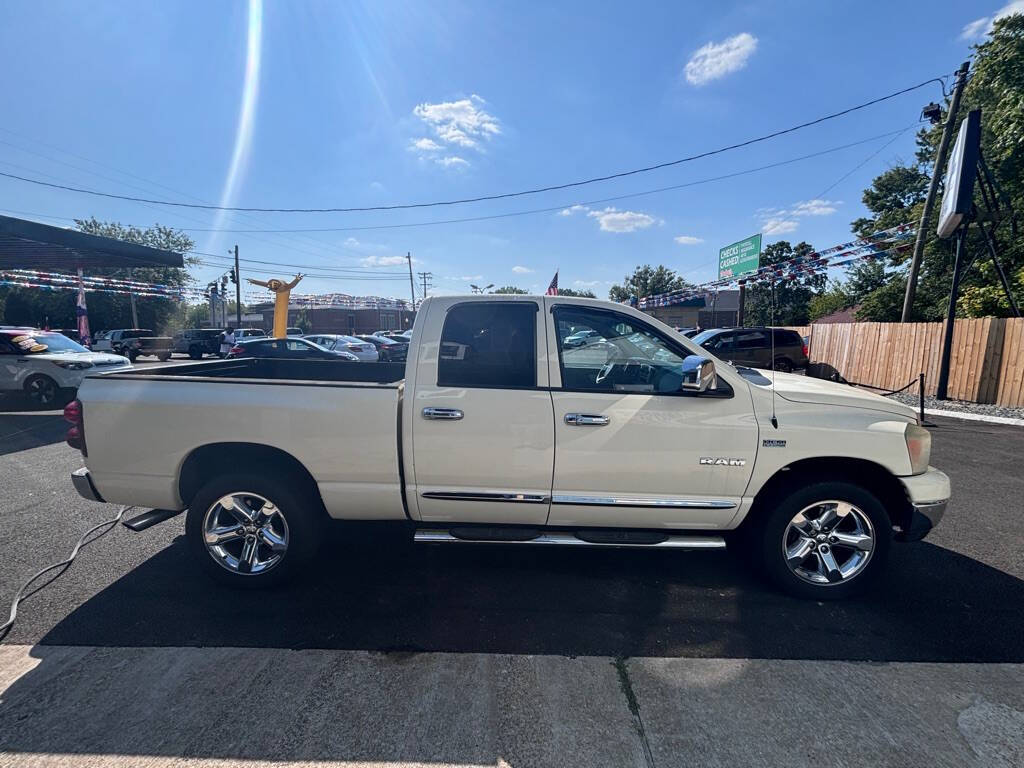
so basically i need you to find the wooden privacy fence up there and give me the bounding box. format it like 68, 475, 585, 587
801, 318, 1024, 406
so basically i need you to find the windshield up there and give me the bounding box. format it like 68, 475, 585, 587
2, 331, 89, 354
690, 330, 720, 345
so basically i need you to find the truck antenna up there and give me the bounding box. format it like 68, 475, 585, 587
770, 277, 779, 429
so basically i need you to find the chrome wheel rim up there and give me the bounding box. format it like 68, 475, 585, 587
202, 492, 289, 575
782, 500, 875, 586
27, 377, 56, 405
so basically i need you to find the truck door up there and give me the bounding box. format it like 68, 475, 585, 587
410, 298, 553, 525
545, 301, 758, 529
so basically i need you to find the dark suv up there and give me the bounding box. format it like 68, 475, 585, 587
173, 328, 225, 360
691, 327, 808, 372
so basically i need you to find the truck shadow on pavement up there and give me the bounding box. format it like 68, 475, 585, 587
35, 522, 1024, 663
0, 409, 66, 456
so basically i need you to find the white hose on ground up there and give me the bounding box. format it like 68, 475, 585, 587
0, 505, 133, 638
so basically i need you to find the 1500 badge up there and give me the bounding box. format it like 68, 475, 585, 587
699, 457, 747, 466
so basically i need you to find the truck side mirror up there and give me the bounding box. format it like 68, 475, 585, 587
680, 355, 717, 393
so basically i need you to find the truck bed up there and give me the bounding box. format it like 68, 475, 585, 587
101, 357, 407, 385
79, 357, 408, 519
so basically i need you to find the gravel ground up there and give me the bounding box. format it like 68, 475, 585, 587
886, 391, 1024, 421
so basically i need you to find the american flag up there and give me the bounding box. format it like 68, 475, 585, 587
76, 268, 91, 347
545, 270, 558, 296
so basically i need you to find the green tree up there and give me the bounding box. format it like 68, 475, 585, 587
557, 287, 596, 298
608, 265, 693, 302
846, 15, 1024, 320
492, 285, 528, 294
808, 282, 853, 321
293, 308, 312, 333
743, 241, 824, 325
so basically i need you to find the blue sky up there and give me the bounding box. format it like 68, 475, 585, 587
0, 0, 1006, 301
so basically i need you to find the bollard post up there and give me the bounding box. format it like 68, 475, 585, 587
919, 372, 925, 424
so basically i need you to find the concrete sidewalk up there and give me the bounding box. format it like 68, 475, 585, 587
1, 646, 1021, 768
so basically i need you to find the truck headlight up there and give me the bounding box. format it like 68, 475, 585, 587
52, 361, 95, 371
905, 424, 931, 475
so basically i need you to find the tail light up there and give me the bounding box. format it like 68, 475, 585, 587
64, 398, 86, 455
802, 343, 809, 358
229, 345, 244, 356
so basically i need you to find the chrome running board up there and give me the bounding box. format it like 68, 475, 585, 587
413, 529, 726, 550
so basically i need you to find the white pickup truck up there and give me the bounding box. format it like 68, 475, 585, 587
68, 295, 950, 599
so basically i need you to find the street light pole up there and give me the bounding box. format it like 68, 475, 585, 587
233, 244, 242, 327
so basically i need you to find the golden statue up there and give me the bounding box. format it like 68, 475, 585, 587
247, 274, 304, 338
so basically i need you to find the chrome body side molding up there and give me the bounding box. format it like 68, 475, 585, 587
420, 491, 550, 504
551, 494, 736, 510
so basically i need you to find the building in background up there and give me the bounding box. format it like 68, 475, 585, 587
643, 290, 740, 329
246, 294, 416, 335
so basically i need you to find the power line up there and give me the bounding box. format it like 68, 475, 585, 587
191, 249, 406, 273
0, 76, 947, 214
193, 260, 407, 281
2, 128, 914, 238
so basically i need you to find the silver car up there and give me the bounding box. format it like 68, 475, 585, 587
303, 334, 379, 362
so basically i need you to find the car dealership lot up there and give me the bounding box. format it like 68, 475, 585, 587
1, 404, 1022, 766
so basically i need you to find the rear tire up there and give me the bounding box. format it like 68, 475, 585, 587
185, 471, 324, 588
23, 374, 60, 408
158, 351, 171, 362
188, 346, 203, 360
773, 357, 793, 373
756, 480, 891, 600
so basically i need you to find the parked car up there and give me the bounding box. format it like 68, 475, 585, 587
674, 327, 701, 338
55, 328, 87, 346
92, 329, 172, 362
304, 334, 379, 362
691, 327, 809, 372
226, 336, 359, 361
173, 329, 225, 360
562, 328, 602, 348
234, 328, 266, 340
69, 294, 948, 600
357, 334, 408, 363
1, 328, 130, 407
286, 327, 304, 336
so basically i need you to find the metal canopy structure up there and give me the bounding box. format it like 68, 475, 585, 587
0, 214, 184, 270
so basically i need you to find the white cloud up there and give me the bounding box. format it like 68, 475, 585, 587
369, 181, 384, 191
674, 235, 704, 245
755, 199, 840, 237
587, 207, 659, 233
574, 279, 601, 288
413, 94, 500, 149
512, 265, 533, 274
684, 33, 758, 86
361, 255, 408, 267
460, 275, 483, 282
559, 204, 587, 216
790, 199, 839, 216
344, 237, 361, 247
762, 218, 799, 235
434, 155, 469, 168
410, 137, 442, 152
960, 2, 1024, 39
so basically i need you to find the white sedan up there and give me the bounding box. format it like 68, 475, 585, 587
303, 334, 379, 362
0, 328, 132, 407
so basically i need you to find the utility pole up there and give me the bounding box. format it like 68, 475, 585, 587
418, 271, 433, 303
406, 252, 416, 310
736, 283, 746, 327
901, 61, 970, 322
233, 244, 242, 327
129, 287, 139, 328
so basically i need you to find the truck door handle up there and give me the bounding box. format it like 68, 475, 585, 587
564, 413, 609, 426
422, 407, 464, 421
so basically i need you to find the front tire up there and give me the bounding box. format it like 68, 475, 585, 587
773, 357, 793, 373
757, 481, 891, 600
185, 471, 324, 588
188, 346, 203, 360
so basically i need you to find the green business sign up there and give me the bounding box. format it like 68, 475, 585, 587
718, 233, 762, 280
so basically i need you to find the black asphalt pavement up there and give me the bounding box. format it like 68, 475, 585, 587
1, 399, 1022, 662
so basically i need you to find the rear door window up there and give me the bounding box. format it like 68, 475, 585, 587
438, 302, 536, 388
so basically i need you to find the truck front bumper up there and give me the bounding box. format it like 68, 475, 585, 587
896, 467, 950, 542
71, 467, 105, 503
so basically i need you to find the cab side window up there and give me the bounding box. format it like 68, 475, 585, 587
554, 306, 690, 394
438, 303, 536, 388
